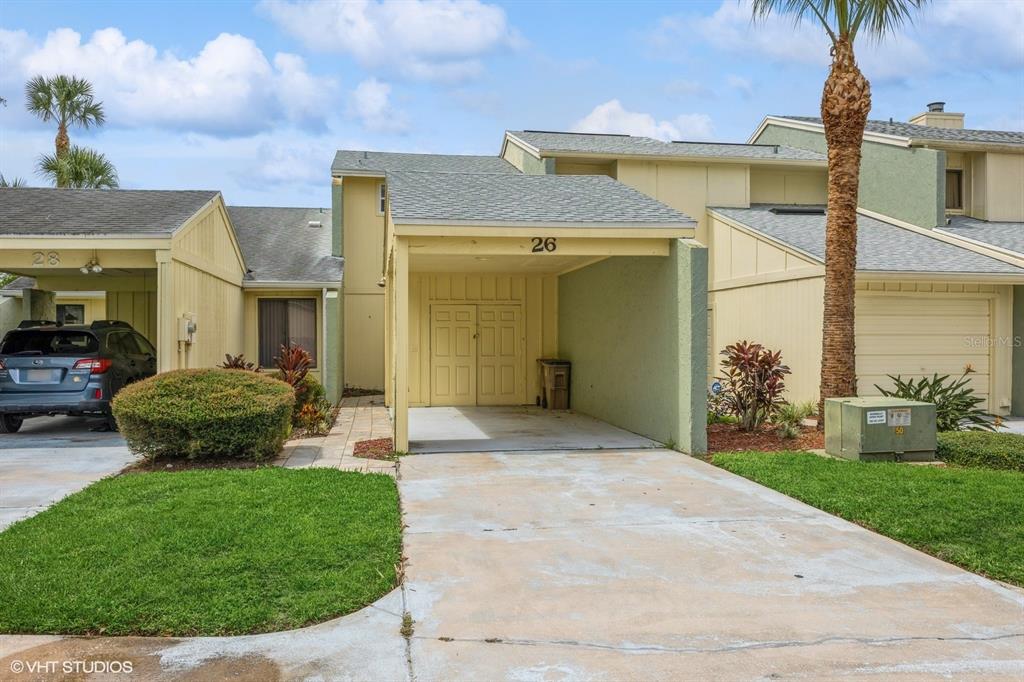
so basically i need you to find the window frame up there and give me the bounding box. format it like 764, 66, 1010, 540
945, 169, 964, 211
377, 181, 387, 216
56, 303, 86, 325
257, 297, 318, 369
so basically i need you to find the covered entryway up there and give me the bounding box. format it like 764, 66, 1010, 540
408, 406, 660, 453
382, 171, 709, 454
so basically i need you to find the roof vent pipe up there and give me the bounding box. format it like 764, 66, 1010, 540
308, 220, 322, 229
927, 101, 945, 112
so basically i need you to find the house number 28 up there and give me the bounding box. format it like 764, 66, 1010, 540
32, 251, 61, 266
531, 237, 557, 253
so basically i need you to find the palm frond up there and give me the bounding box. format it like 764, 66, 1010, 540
24, 74, 106, 128
25, 74, 56, 121
37, 145, 119, 189
0, 173, 28, 188
750, 0, 928, 43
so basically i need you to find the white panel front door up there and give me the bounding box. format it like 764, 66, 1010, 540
477, 305, 524, 405
430, 305, 477, 405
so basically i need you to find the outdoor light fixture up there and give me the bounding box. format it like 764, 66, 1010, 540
80, 259, 103, 274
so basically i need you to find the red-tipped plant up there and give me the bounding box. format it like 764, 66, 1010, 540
275, 344, 311, 389
220, 353, 259, 372
716, 340, 791, 431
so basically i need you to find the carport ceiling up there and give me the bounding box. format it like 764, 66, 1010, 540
410, 253, 605, 273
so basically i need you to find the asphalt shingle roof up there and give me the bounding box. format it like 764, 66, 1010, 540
387, 171, 695, 227
0, 276, 35, 292
710, 205, 1024, 275
508, 130, 825, 162
0, 188, 219, 236
227, 206, 343, 284
938, 216, 1024, 256
779, 116, 1024, 146
332, 150, 517, 175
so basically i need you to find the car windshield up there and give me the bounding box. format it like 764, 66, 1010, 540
0, 330, 100, 356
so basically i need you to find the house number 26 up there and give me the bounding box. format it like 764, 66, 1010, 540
531, 237, 557, 253
32, 251, 61, 266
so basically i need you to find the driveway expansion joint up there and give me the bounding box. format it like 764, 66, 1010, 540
404, 513, 822, 535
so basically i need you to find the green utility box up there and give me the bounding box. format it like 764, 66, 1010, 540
824, 397, 936, 462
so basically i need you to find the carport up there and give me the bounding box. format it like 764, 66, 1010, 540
381, 171, 709, 454
0, 188, 247, 371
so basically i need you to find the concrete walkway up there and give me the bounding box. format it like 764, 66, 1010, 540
0, 416, 137, 531
2, 449, 1022, 680
276, 394, 395, 474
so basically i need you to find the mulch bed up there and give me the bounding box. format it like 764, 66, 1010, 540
353, 437, 395, 460
123, 457, 267, 474
707, 423, 824, 454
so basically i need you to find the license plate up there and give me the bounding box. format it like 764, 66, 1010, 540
25, 369, 55, 382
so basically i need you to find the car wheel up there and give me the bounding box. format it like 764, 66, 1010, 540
0, 415, 24, 434
105, 412, 119, 432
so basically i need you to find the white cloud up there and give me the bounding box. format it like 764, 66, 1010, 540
347, 78, 409, 133
652, 0, 1023, 83
664, 79, 711, 98
726, 74, 753, 99
261, 0, 521, 82
0, 27, 335, 135
571, 100, 714, 142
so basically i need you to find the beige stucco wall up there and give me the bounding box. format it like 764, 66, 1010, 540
343, 176, 386, 389
614, 159, 749, 246
750, 169, 827, 205
167, 203, 246, 370
406, 272, 557, 406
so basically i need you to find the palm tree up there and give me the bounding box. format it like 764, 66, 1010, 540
37, 145, 119, 189
24, 75, 106, 164
0, 173, 27, 187
751, 0, 927, 420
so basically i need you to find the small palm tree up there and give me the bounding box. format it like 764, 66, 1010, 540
24, 75, 106, 164
751, 0, 927, 420
37, 146, 119, 189
0, 173, 27, 187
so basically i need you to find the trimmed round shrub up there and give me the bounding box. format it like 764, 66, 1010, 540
112, 369, 295, 461
936, 431, 1024, 472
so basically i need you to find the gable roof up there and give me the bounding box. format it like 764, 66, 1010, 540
387, 171, 696, 227
0, 188, 220, 237
938, 216, 1024, 258
506, 130, 825, 163
332, 150, 517, 177
710, 205, 1024, 276
0, 276, 36, 292
771, 116, 1024, 147
226, 206, 343, 285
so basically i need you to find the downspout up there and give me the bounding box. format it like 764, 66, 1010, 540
321, 287, 328, 396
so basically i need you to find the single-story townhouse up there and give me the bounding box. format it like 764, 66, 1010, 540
0, 189, 344, 401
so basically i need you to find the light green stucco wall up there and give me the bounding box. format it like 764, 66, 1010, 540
1012, 285, 1024, 416
502, 141, 555, 175
755, 124, 945, 228
325, 292, 343, 403
557, 239, 708, 454
331, 181, 343, 257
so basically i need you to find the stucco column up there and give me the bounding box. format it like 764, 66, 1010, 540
21, 288, 56, 323
155, 251, 176, 373
675, 239, 708, 455
393, 237, 410, 451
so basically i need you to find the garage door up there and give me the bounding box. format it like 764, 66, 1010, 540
856, 295, 991, 408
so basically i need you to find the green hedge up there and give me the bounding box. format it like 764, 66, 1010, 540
936, 431, 1024, 472
112, 369, 295, 461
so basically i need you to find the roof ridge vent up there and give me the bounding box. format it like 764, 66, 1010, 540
770, 206, 825, 215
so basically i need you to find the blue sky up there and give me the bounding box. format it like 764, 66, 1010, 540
2, 0, 1022, 207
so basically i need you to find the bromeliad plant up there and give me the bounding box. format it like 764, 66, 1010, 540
875, 367, 995, 432
275, 344, 311, 390
220, 353, 259, 372
716, 341, 791, 431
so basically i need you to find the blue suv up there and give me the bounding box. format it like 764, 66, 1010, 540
0, 320, 157, 433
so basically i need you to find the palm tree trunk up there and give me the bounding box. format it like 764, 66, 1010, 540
54, 121, 70, 189
817, 36, 871, 422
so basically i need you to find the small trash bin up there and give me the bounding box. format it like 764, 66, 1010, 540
537, 359, 571, 410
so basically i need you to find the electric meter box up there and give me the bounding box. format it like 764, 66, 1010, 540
824, 397, 936, 462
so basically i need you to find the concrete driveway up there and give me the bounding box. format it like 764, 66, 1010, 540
400, 450, 1024, 680
0, 416, 137, 531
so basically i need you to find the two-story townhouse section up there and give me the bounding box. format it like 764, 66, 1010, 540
740, 104, 1024, 414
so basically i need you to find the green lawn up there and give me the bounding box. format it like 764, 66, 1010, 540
712, 452, 1024, 587
0, 468, 401, 636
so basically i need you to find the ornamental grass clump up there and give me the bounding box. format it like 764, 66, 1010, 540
111, 369, 294, 461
